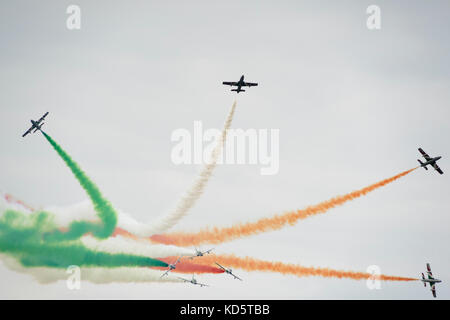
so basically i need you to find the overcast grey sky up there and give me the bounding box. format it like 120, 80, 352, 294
1, 0, 449, 299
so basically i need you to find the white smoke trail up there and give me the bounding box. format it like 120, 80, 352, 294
44, 200, 96, 226
80, 235, 194, 258
0, 254, 182, 284
42, 200, 143, 233
128, 100, 238, 236
0, 192, 152, 235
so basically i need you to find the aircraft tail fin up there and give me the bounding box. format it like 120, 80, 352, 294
417, 159, 427, 170
231, 89, 245, 93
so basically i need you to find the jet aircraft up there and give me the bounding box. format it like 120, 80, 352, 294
215, 262, 243, 281
223, 75, 258, 93
160, 257, 181, 278
178, 274, 209, 287
189, 248, 214, 259
22, 112, 49, 137
417, 148, 443, 174
421, 263, 442, 298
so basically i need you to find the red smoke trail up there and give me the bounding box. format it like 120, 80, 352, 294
3, 193, 35, 212
153, 256, 224, 274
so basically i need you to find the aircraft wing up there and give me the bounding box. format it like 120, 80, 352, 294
200, 248, 213, 255
426, 263, 434, 278
242, 82, 258, 87
223, 81, 238, 86
432, 163, 444, 175
418, 148, 432, 161
431, 284, 437, 298
38, 112, 49, 123
177, 277, 190, 283
215, 262, 226, 271
22, 126, 33, 137
198, 282, 209, 287
232, 273, 243, 281
160, 270, 170, 278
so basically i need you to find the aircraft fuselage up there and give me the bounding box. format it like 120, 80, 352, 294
421, 156, 442, 167
30, 119, 43, 132
235, 75, 245, 92
422, 278, 442, 284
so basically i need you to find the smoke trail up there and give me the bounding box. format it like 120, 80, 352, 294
186, 254, 417, 282
125, 101, 238, 237
1, 193, 149, 241
0, 194, 193, 264
154, 257, 225, 274
0, 254, 181, 284
151, 168, 417, 246
41, 132, 117, 239
2, 193, 35, 212
0, 201, 218, 276
1, 193, 150, 242
0, 209, 167, 269
81, 234, 194, 258
42, 200, 153, 236
43, 200, 96, 227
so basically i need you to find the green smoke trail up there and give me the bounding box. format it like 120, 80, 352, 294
0, 132, 169, 270
0, 209, 167, 268
41, 131, 117, 239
